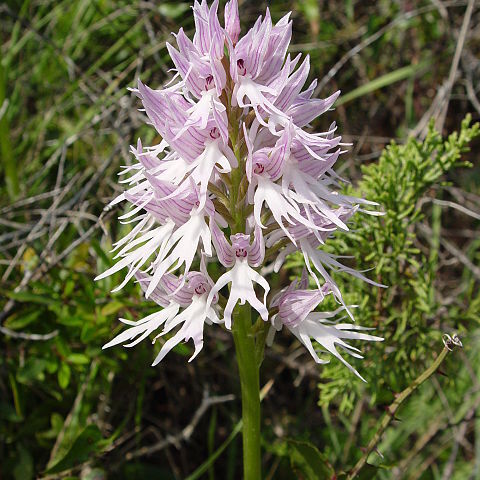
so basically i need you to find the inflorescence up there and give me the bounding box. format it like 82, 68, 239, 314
96, 0, 384, 380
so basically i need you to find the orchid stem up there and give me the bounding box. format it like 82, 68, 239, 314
228, 80, 262, 478
233, 304, 261, 480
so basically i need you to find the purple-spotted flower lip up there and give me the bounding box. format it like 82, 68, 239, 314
209, 127, 220, 139
230, 234, 250, 259
206, 228, 269, 329
204, 74, 215, 90
237, 59, 247, 76
253, 163, 265, 175
186, 271, 213, 297
210, 221, 265, 268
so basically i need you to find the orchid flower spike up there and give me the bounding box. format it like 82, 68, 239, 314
97, 0, 384, 378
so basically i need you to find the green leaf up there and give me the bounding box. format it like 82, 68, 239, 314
7, 291, 59, 305
36, 413, 65, 441
90, 239, 112, 267
13, 444, 34, 480
158, 3, 189, 19
0, 61, 19, 199
63, 280, 75, 297
4, 310, 42, 330
67, 353, 90, 365
100, 300, 124, 316
0, 401, 23, 423
45, 425, 103, 474
57, 314, 85, 327
55, 336, 71, 358
355, 464, 380, 480
58, 363, 71, 389
80, 323, 97, 343
17, 358, 49, 384
287, 439, 335, 480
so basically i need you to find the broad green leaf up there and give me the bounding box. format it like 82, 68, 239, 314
57, 315, 84, 327
287, 439, 335, 480
80, 323, 97, 343
67, 353, 90, 365
45, 425, 103, 474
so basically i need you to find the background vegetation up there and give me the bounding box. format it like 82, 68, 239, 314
1, 1, 479, 478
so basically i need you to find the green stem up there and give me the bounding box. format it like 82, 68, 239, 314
233, 304, 261, 480
226, 87, 263, 478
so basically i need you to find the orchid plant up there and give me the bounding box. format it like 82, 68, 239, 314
96, 1, 383, 477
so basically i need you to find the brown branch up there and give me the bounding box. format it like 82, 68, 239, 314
124, 392, 235, 461
348, 335, 462, 479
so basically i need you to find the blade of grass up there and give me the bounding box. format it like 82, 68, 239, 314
336, 61, 430, 107
0, 61, 19, 199
208, 408, 217, 480
185, 420, 243, 480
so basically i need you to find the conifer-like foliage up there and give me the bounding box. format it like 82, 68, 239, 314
308, 117, 480, 411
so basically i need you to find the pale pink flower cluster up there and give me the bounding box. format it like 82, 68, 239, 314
97, 0, 383, 378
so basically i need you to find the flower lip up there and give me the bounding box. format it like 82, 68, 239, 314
187, 272, 211, 297
209, 127, 220, 140
237, 59, 247, 76
205, 75, 214, 91
235, 248, 248, 258
253, 163, 265, 175
230, 233, 251, 259
194, 283, 208, 295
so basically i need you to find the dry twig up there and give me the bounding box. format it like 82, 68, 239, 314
124, 391, 235, 460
